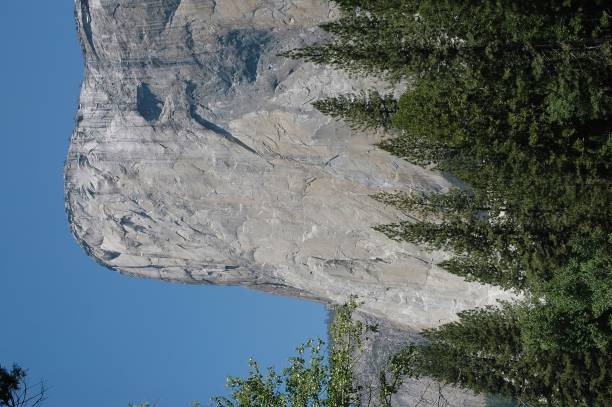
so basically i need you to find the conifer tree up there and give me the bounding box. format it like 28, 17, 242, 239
386, 305, 612, 405
313, 91, 397, 131
283, 0, 612, 403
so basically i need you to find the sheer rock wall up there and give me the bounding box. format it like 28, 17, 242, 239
65, 0, 514, 332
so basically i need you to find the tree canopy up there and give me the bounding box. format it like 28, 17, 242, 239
284, 0, 612, 404
212, 299, 369, 407
0, 365, 45, 407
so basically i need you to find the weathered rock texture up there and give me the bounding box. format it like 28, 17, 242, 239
352, 312, 487, 407
65, 0, 514, 332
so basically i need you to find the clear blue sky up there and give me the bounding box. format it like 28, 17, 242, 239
0, 2, 327, 406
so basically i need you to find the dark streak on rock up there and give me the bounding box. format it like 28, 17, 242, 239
185, 81, 259, 156
162, 0, 182, 30
80, 0, 98, 59
137, 83, 163, 122
101, 250, 121, 261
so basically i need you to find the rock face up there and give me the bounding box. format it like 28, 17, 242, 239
65, 0, 513, 331
352, 312, 487, 407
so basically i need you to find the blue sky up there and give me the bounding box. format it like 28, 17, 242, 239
0, 2, 326, 406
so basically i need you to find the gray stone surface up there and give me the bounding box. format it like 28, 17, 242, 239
350, 311, 486, 407
65, 0, 515, 332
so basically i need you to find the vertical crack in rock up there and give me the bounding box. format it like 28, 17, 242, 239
184, 22, 204, 69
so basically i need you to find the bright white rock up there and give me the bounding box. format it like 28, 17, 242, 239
65, 0, 515, 332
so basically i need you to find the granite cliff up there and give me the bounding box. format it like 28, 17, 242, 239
65, 0, 514, 333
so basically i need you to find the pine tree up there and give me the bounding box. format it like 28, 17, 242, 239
392, 305, 612, 405
283, 1, 612, 403
313, 91, 397, 131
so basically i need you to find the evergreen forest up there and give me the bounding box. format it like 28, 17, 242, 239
281, 0, 611, 405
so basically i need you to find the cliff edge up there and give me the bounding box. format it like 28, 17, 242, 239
65, 0, 514, 331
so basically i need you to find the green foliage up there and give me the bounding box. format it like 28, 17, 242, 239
212, 298, 365, 407
362, 0, 612, 293
373, 190, 528, 289
313, 91, 397, 131
213, 360, 286, 407
282, 0, 612, 404
295, 2, 610, 290
326, 300, 364, 406
520, 233, 612, 353
392, 305, 612, 406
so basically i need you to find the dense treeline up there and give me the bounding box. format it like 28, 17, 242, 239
285, 0, 611, 405
383, 305, 611, 406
